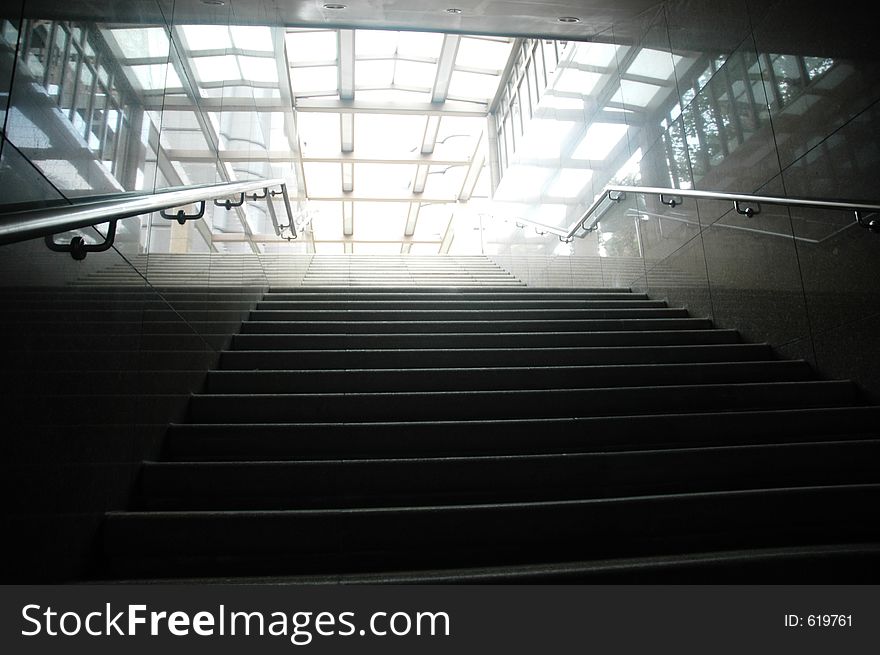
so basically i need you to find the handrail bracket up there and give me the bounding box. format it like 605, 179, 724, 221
735, 200, 761, 217
213, 193, 246, 210
44, 220, 118, 260
660, 194, 683, 208
855, 210, 880, 232
160, 200, 207, 225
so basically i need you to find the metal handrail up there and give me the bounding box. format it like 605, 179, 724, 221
493, 185, 880, 243
0, 178, 296, 248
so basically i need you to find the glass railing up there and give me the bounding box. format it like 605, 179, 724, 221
487, 185, 880, 245
0, 177, 297, 256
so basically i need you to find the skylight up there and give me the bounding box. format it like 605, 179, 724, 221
611, 80, 665, 108
396, 31, 445, 59
181, 25, 232, 51
297, 113, 341, 153
547, 168, 594, 198
354, 114, 426, 154
239, 57, 278, 83
285, 30, 337, 62
107, 27, 169, 59
193, 55, 237, 83
354, 30, 397, 57
516, 119, 578, 159
626, 48, 681, 80
102, 24, 675, 254
456, 37, 514, 71
290, 66, 338, 94
231, 26, 274, 52
448, 70, 498, 101
128, 64, 181, 91
572, 123, 629, 160
553, 67, 602, 95
570, 42, 619, 68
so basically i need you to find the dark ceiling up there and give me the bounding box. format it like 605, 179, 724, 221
21, 0, 664, 40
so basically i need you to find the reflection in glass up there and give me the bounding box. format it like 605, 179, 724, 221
626, 48, 681, 81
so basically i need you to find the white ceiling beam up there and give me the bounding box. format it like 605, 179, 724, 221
340, 113, 355, 152
619, 73, 676, 88
420, 115, 441, 154
342, 200, 354, 236
290, 59, 339, 69
309, 152, 469, 165
165, 148, 300, 164
181, 79, 280, 90
145, 98, 288, 111
274, 27, 307, 203
403, 202, 421, 237
163, 151, 475, 165
338, 29, 355, 100
431, 34, 461, 103
310, 194, 457, 203
488, 37, 524, 114
341, 162, 354, 192
458, 132, 485, 202
533, 107, 643, 125
212, 235, 441, 244
295, 97, 487, 117
439, 213, 455, 254
412, 165, 430, 194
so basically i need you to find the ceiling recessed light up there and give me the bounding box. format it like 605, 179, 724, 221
557, 16, 581, 23
323, 3, 347, 8
445, 8, 463, 13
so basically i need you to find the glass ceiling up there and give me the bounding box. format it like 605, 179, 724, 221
94, 24, 693, 254
103, 25, 513, 254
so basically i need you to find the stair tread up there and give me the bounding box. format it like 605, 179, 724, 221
99, 543, 880, 584
194, 379, 850, 397
138, 440, 880, 509
108, 482, 880, 517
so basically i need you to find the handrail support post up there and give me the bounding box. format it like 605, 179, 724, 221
279, 183, 297, 240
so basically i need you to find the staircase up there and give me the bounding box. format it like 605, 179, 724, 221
300, 255, 522, 286
66, 254, 520, 287
100, 279, 880, 582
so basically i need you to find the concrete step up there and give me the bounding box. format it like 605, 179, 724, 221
102, 484, 880, 578
230, 329, 742, 350
247, 308, 689, 321
267, 286, 630, 293
186, 381, 858, 423
219, 343, 774, 369
137, 439, 880, 510
205, 361, 812, 393
237, 318, 713, 334
263, 292, 647, 301
254, 299, 667, 310
164, 406, 880, 461
105, 544, 880, 583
